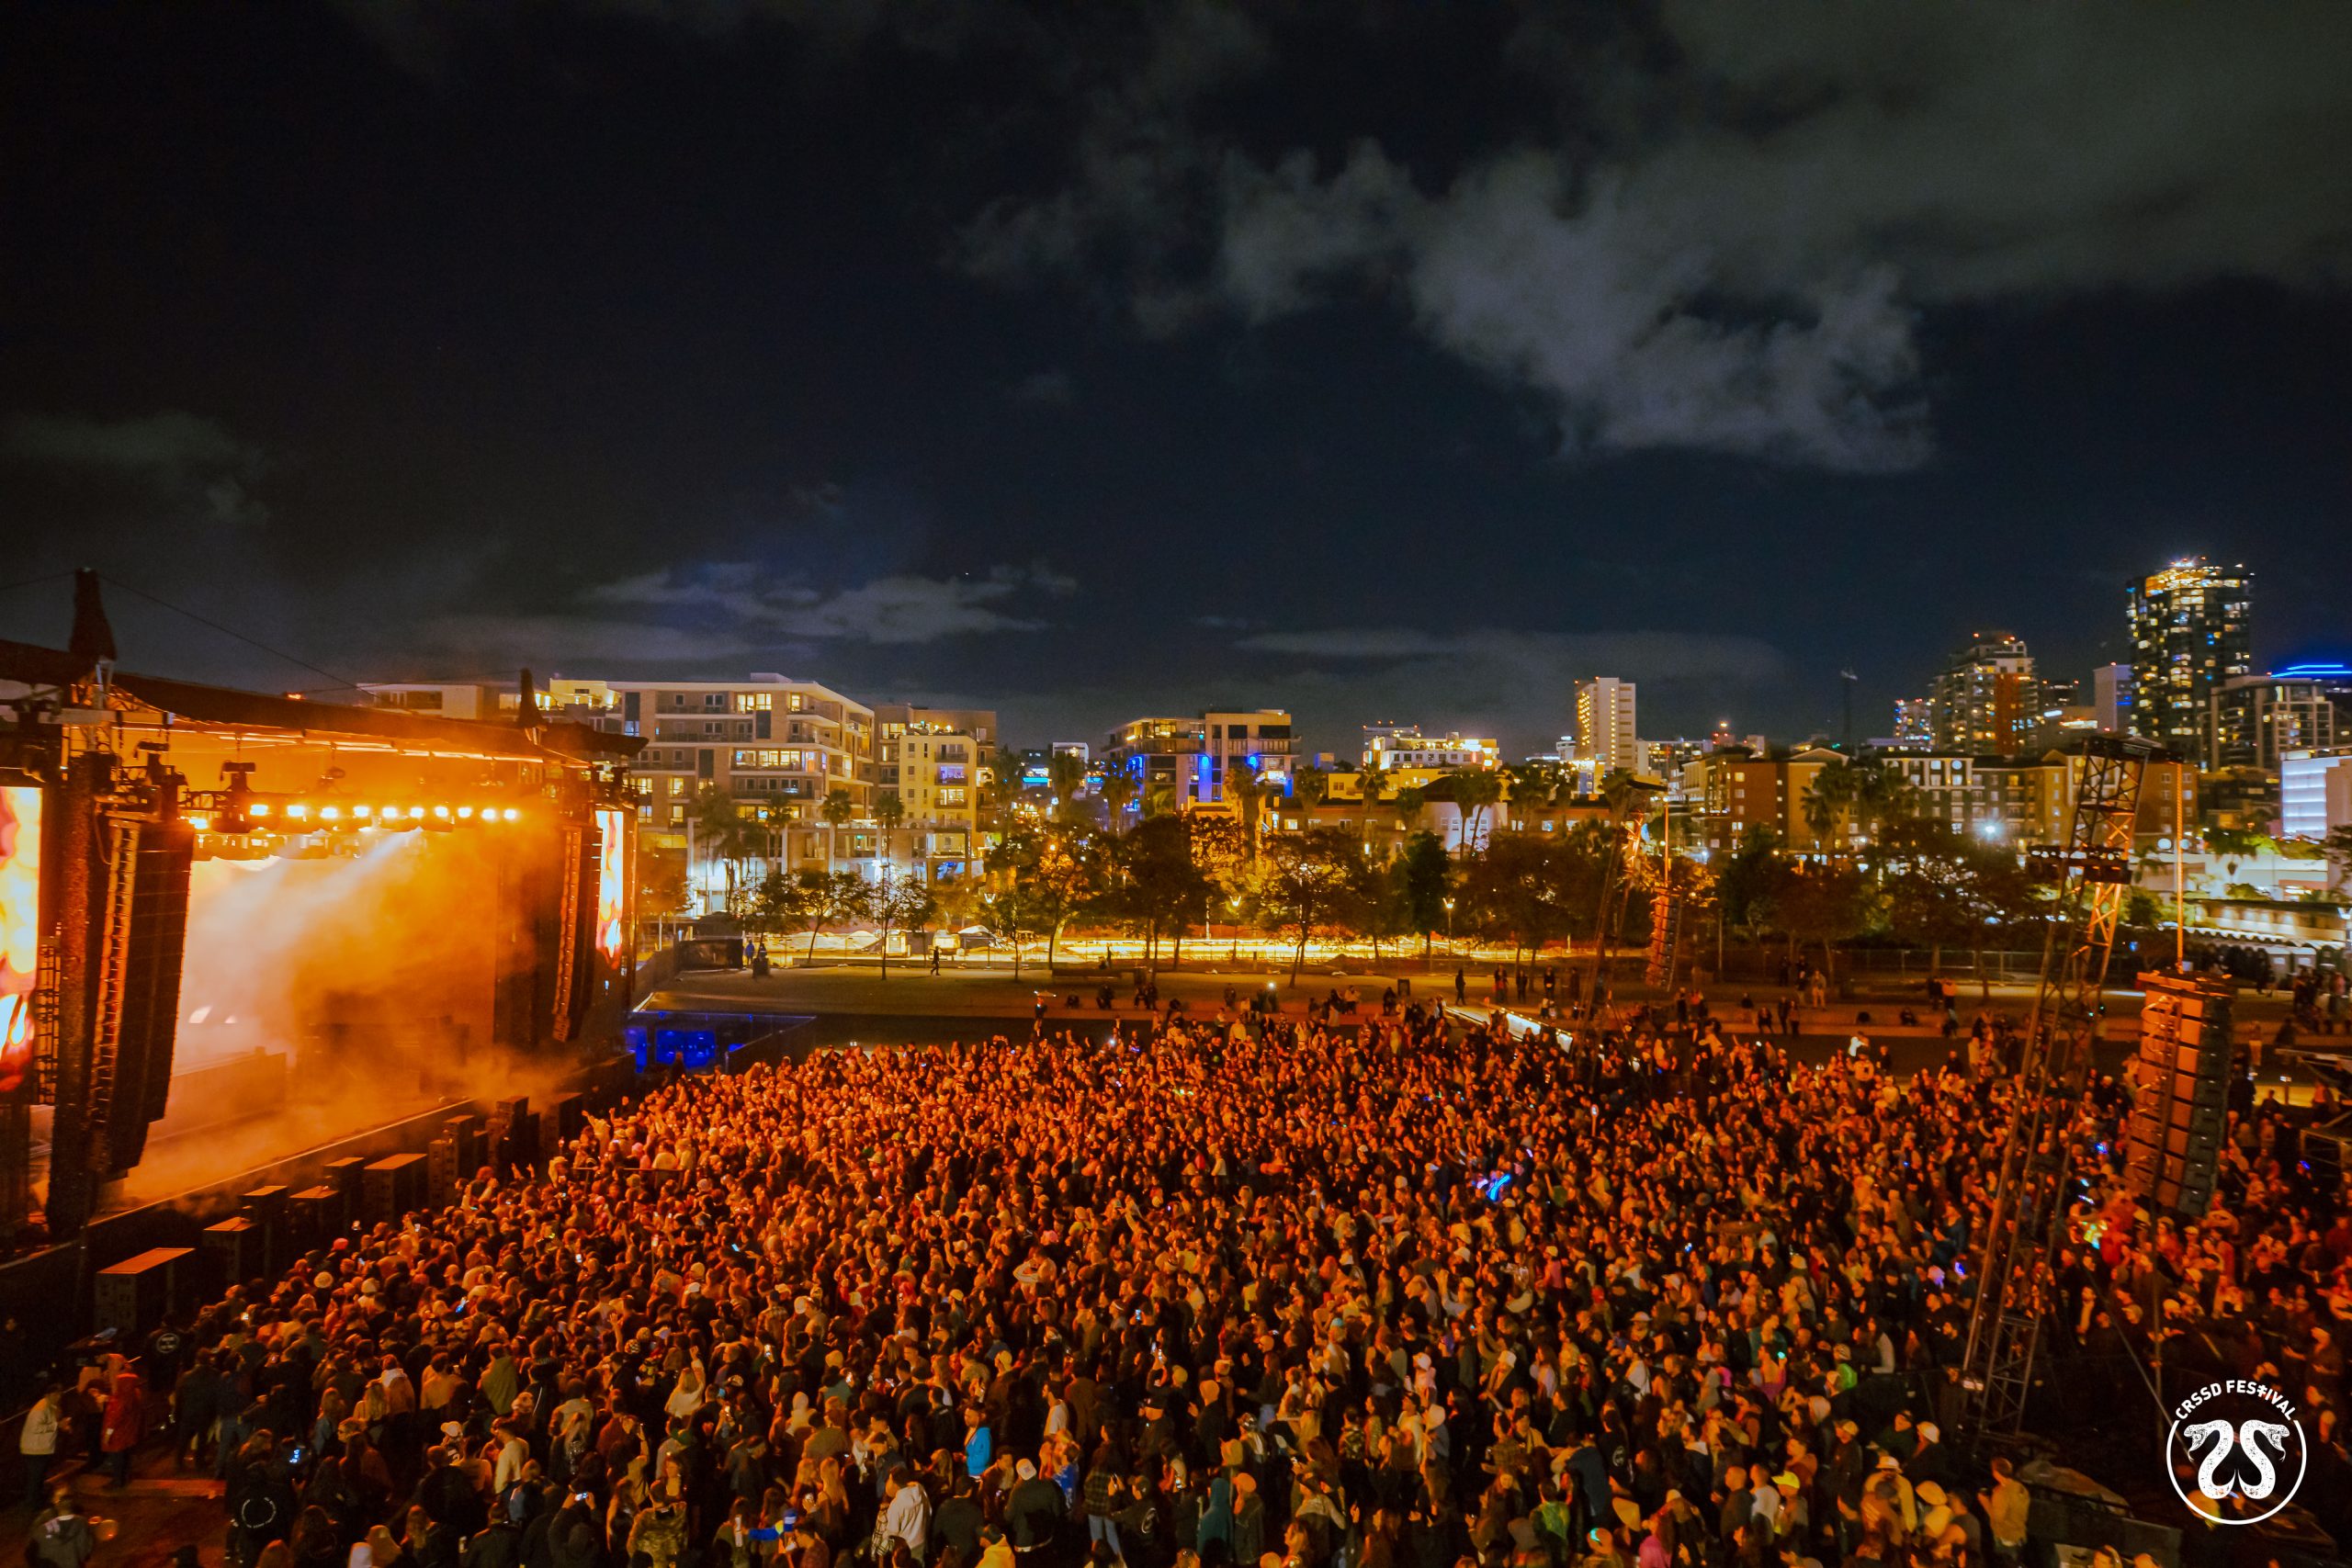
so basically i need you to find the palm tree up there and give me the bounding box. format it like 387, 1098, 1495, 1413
1100, 766, 1139, 830
1357, 761, 1391, 843
820, 786, 855, 870
691, 785, 763, 912
1227, 758, 1264, 857
1046, 750, 1088, 821
1801, 763, 1853, 852
875, 788, 907, 872
1290, 764, 1329, 820
1452, 767, 1503, 855
1392, 784, 1425, 838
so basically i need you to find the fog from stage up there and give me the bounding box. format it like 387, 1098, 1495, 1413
114, 826, 560, 1205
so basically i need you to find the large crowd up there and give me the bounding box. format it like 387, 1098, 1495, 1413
19, 997, 2351, 1568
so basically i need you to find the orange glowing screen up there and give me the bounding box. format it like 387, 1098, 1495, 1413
0, 784, 42, 1091
594, 806, 626, 960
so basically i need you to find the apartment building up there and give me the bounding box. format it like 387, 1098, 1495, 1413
589, 677, 874, 865
1928, 632, 2037, 752
1362, 727, 1499, 771
2209, 668, 2348, 773
1105, 708, 1294, 807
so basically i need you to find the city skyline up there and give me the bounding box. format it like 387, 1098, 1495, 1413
3, 6, 2349, 759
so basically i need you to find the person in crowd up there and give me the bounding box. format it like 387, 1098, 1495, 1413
41, 992, 2344, 1568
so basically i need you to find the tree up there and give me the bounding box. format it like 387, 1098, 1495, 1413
1143, 779, 1178, 819
1357, 762, 1391, 842
1099, 766, 1139, 831
1451, 768, 1503, 855
691, 785, 764, 913
1713, 826, 1786, 943
1046, 751, 1089, 822
1455, 830, 1590, 976
1774, 861, 1872, 975
1256, 826, 1367, 986
871, 872, 937, 981
779, 867, 872, 966
1399, 831, 1453, 960
1391, 785, 1426, 839
978, 746, 1026, 825
2327, 824, 2352, 892
1000, 825, 1104, 973
636, 845, 690, 923
820, 786, 856, 869
874, 788, 906, 862
1882, 826, 1980, 975
1290, 764, 1329, 819
1114, 815, 1212, 970
1227, 758, 1266, 855
1803, 758, 1917, 861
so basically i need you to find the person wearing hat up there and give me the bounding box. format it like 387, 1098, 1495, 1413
977, 1524, 1015, 1568
1010, 1456, 1068, 1557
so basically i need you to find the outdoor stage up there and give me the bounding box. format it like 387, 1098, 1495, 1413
0, 574, 643, 1340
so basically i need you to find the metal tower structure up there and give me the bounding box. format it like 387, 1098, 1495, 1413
1959, 733, 2165, 1434
1582, 774, 1664, 1017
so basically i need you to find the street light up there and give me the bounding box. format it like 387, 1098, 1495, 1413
1444, 896, 1456, 949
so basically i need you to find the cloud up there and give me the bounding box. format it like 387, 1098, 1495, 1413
1238, 626, 1786, 686
962, 2, 2352, 470
584, 560, 1079, 644
5, 411, 270, 526
1011, 368, 1076, 405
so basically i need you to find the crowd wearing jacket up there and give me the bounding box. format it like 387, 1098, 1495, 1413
64, 1004, 2348, 1567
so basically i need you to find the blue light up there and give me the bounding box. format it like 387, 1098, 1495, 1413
2276, 661, 2352, 678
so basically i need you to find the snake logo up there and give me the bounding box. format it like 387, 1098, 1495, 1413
2165, 1382, 2307, 1526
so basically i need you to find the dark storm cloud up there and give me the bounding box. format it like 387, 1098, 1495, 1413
964, 2, 2352, 470
5, 411, 268, 528
585, 561, 1080, 644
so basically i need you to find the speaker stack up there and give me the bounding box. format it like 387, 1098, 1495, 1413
442, 1112, 485, 1177
202, 1215, 262, 1290
287, 1184, 341, 1249
427, 1137, 462, 1205
362, 1152, 428, 1225
93, 1246, 193, 1338
2124, 972, 2234, 1217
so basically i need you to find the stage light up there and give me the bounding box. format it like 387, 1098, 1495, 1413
286, 803, 309, 820
187, 814, 212, 830
457, 806, 475, 819
432, 805, 451, 819
321, 806, 342, 821
250, 802, 272, 818
502, 807, 520, 821
354, 805, 373, 818
409, 806, 426, 819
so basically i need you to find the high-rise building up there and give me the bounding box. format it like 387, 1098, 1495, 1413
1891, 697, 1934, 748
1928, 633, 2037, 753
2209, 668, 2349, 773
2128, 558, 2252, 761
2093, 663, 2133, 734
1574, 678, 1639, 777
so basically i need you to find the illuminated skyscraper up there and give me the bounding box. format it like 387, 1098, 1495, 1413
2127, 558, 2252, 761
1574, 677, 1639, 777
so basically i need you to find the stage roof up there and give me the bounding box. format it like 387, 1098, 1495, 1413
0, 635, 642, 766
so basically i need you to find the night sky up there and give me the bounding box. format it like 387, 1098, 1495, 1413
4, 3, 2348, 758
